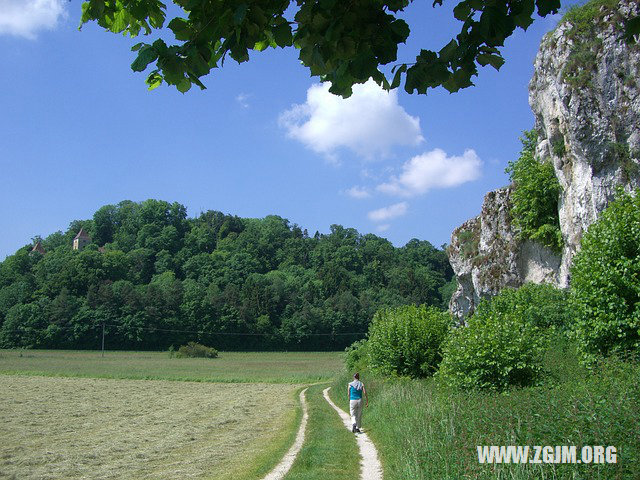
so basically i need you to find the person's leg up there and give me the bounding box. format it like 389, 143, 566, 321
354, 399, 363, 429
349, 400, 358, 432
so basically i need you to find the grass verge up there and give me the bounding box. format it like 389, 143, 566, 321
284, 383, 360, 480
331, 341, 639, 479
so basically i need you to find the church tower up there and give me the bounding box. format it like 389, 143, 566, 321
73, 228, 91, 251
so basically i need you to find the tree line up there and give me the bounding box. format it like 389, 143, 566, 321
0, 199, 454, 351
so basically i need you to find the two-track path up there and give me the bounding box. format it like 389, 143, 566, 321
261, 386, 383, 480
262, 388, 309, 480
322, 387, 384, 480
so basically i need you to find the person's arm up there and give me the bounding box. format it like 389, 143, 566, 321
363, 385, 369, 407
347, 384, 351, 402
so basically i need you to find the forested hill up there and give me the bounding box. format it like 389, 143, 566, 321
0, 199, 454, 351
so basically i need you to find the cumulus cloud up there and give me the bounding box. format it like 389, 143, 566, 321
377, 148, 482, 197
279, 80, 423, 160
368, 202, 408, 222
345, 186, 371, 199
0, 0, 67, 39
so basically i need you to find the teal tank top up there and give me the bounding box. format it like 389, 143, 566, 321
349, 380, 363, 400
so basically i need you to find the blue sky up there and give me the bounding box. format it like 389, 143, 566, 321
0, 1, 576, 260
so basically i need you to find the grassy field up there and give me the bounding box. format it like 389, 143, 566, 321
0, 350, 343, 383
0, 350, 343, 480
0, 375, 302, 480
329, 342, 640, 480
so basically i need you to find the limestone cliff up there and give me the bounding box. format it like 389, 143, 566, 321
449, 0, 640, 319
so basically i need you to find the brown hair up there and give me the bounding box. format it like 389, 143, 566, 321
354, 372, 360, 380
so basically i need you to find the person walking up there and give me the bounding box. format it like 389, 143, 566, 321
348, 372, 368, 433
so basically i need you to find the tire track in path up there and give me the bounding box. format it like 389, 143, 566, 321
261, 387, 309, 480
322, 387, 383, 480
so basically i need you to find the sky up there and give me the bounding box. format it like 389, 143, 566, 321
0, 0, 578, 260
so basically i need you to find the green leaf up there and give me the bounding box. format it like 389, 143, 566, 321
131, 46, 158, 72
234, 4, 248, 26
391, 64, 407, 89
389, 19, 410, 41
254, 40, 270, 51
453, 2, 471, 21
535, 0, 560, 17
111, 9, 128, 34
476, 52, 505, 70
187, 73, 207, 90
176, 77, 191, 93
273, 23, 292, 48
168, 17, 191, 41
146, 71, 163, 91
438, 39, 458, 63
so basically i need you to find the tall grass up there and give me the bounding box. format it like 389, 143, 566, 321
331, 340, 639, 479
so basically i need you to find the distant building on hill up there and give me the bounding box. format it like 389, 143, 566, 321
73, 228, 91, 251
31, 241, 46, 255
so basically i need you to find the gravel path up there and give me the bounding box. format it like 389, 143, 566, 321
323, 387, 383, 480
261, 388, 309, 480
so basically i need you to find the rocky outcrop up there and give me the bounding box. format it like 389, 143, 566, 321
530, 0, 640, 285
448, 188, 561, 319
449, 0, 640, 318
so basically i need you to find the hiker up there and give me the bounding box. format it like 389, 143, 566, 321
348, 372, 368, 433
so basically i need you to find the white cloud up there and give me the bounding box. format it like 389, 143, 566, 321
368, 202, 408, 222
0, 0, 67, 39
345, 186, 371, 199
376, 224, 391, 232
378, 148, 482, 197
236, 93, 250, 108
279, 80, 423, 160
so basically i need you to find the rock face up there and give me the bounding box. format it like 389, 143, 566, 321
449, 0, 640, 319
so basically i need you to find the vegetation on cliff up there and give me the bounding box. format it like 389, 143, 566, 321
506, 130, 563, 252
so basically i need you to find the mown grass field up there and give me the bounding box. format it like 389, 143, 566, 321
0, 350, 343, 480
0, 349, 343, 383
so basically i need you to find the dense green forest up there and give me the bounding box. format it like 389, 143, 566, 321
0, 200, 454, 350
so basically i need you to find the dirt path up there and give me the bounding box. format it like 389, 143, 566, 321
323, 387, 383, 480
261, 388, 309, 480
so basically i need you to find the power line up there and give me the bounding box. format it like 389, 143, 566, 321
1, 321, 367, 337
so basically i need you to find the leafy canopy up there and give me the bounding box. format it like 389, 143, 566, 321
0, 199, 454, 351
80, 0, 560, 97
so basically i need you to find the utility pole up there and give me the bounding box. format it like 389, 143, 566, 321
101, 322, 105, 358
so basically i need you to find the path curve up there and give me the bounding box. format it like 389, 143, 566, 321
323, 387, 383, 480
261, 387, 309, 480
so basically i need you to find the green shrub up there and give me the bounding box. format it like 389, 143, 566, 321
506, 130, 563, 252
484, 283, 575, 331
437, 288, 552, 391
367, 305, 451, 378
570, 188, 640, 366
344, 339, 369, 372
176, 341, 218, 358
